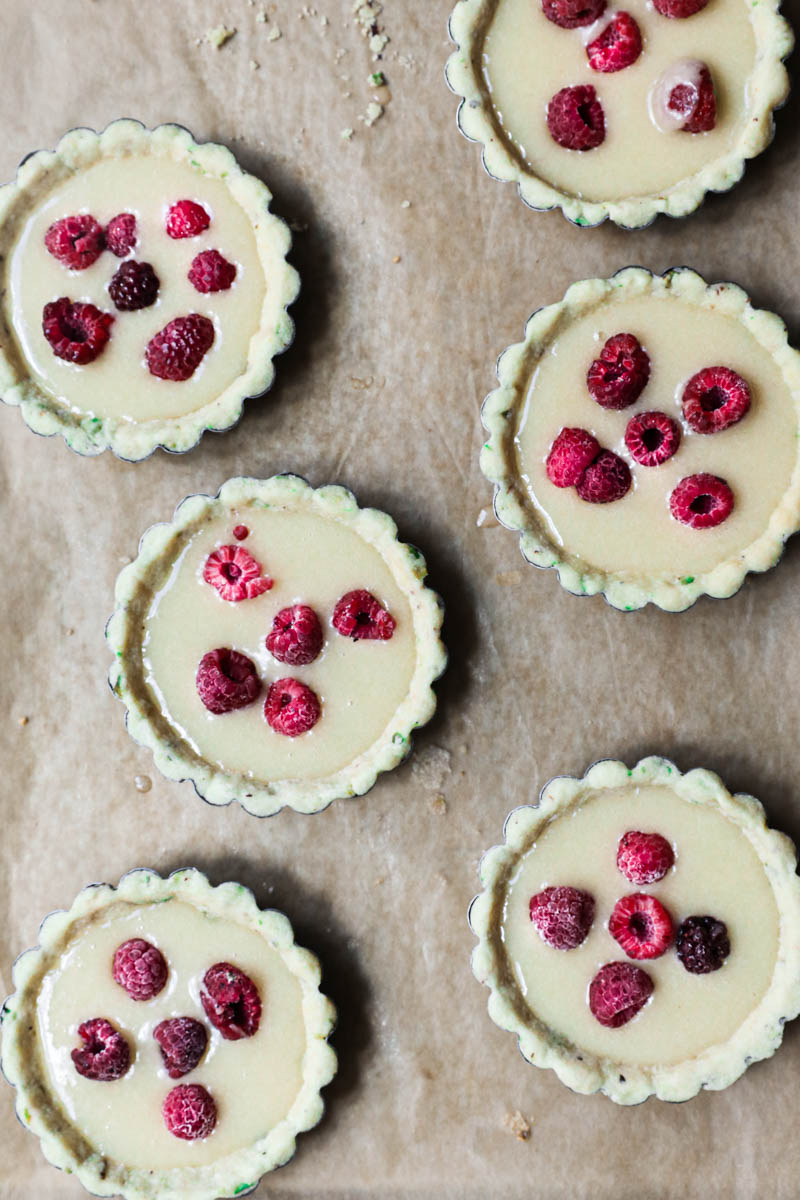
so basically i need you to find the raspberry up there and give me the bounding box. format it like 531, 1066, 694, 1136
332, 590, 396, 640
154, 1018, 208, 1079
670, 473, 734, 529
587, 333, 650, 409
201, 963, 262, 1040
676, 915, 730, 974
166, 199, 211, 239
586, 13, 642, 73
44, 214, 105, 270
232, 525, 249, 540
575, 450, 631, 503
681, 366, 751, 434
617, 831, 675, 885
653, 0, 709, 16
42, 298, 114, 365
145, 314, 215, 382
108, 260, 160, 311
545, 427, 601, 488
203, 545, 273, 601
196, 648, 261, 715
71, 1019, 131, 1081
624, 411, 681, 467
547, 85, 606, 150
529, 886, 594, 950
666, 65, 716, 132
609, 893, 674, 960
264, 677, 321, 736
105, 213, 137, 257
113, 938, 168, 1000
588, 962, 653, 1028
162, 1084, 217, 1140
542, 0, 606, 28
188, 249, 237, 293
266, 604, 324, 666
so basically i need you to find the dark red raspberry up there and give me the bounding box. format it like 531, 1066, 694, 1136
676, 915, 730, 974
166, 199, 211, 239
576, 450, 631, 503
670, 473, 734, 529
541, 0, 606, 28
545, 427, 601, 488
617, 831, 675, 885
196, 648, 261, 715
266, 604, 324, 666
42, 298, 114, 365
332, 590, 396, 640
264, 677, 321, 736
154, 1018, 209, 1079
586, 13, 642, 73
145, 314, 215, 381
653, 0, 709, 16
609, 893, 673, 960
188, 249, 237, 293
547, 85, 605, 150
105, 213, 137, 257
201, 963, 262, 1040
529, 886, 595, 950
108, 260, 160, 311
44, 214, 105, 270
668, 65, 716, 132
587, 333, 650, 409
681, 366, 751, 434
162, 1084, 217, 1140
72, 1018, 131, 1081
113, 938, 168, 1000
589, 962, 653, 1028
624, 411, 681, 467
203, 545, 272, 601
232, 524, 249, 540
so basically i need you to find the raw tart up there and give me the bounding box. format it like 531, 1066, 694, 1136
0, 119, 299, 459
0, 868, 337, 1200
107, 474, 446, 817
480, 267, 800, 611
470, 756, 800, 1104
446, 0, 793, 227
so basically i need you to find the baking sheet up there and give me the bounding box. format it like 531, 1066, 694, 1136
2, 0, 800, 1196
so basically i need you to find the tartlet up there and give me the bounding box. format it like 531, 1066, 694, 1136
0, 119, 299, 459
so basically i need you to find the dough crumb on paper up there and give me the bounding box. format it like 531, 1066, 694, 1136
412, 745, 452, 791
205, 25, 236, 48
504, 1110, 532, 1141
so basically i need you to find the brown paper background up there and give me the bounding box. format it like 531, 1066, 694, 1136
2, 1, 800, 1196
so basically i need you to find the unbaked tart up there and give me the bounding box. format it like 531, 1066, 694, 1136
470, 756, 800, 1104
0, 119, 298, 459
0, 868, 337, 1199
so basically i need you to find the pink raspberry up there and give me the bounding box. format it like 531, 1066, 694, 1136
670, 473, 734, 529
154, 1018, 209, 1079
589, 962, 653, 1028
71, 1018, 131, 1081
188, 249, 237, 293
203, 545, 273, 602
332, 590, 396, 640
201, 963, 262, 1040
586, 13, 642, 73
108, 260, 160, 311
196, 648, 261, 715
547, 85, 605, 150
165, 199, 211, 239
529, 886, 595, 950
575, 450, 631, 503
232, 524, 249, 540
668, 65, 716, 132
145, 314, 215, 382
264, 677, 321, 736
113, 938, 168, 1000
162, 1084, 217, 1140
653, 0, 709, 16
681, 366, 751, 434
609, 893, 674, 960
545, 427, 601, 488
617, 831, 675, 885
587, 333, 650, 409
266, 604, 324, 666
44, 214, 105, 270
105, 213, 137, 257
624, 411, 681, 467
541, 0, 606, 28
42, 298, 114, 365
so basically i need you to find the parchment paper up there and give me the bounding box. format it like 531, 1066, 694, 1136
2, 1, 800, 1196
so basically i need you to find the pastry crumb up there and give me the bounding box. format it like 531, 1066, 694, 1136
374, 874, 386, 886
362, 101, 384, 127
353, 1, 390, 60
256, 8, 268, 21
412, 745, 452, 791
205, 25, 236, 48
267, 26, 282, 41
18, 715, 29, 727
392, 255, 401, 264
249, 59, 260, 70
400, 199, 411, 208
134, 774, 153, 794
341, 127, 354, 141
504, 1110, 532, 1141
432, 793, 448, 815
368, 70, 386, 86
